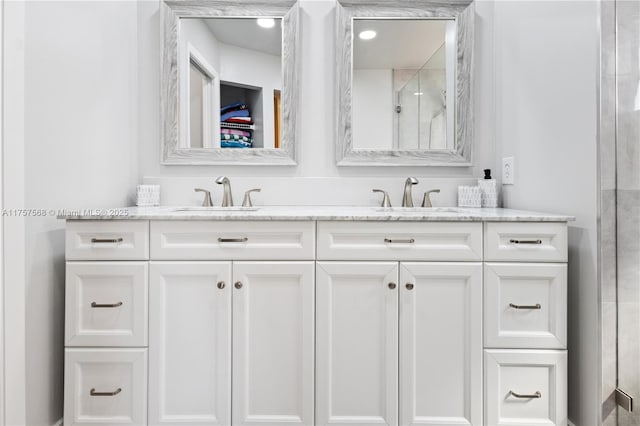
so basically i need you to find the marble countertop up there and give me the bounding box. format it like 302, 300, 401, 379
58, 206, 575, 222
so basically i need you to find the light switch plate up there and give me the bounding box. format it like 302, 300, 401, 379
502, 157, 514, 185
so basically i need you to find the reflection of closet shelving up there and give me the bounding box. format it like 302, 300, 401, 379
220, 122, 255, 131
220, 81, 263, 148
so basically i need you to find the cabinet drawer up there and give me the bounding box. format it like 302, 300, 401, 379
317, 221, 482, 261
65, 262, 148, 347
64, 348, 147, 426
485, 350, 567, 426
150, 221, 315, 260
484, 222, 567, 262
484, 263, 567, 349
66, 220, 149, 260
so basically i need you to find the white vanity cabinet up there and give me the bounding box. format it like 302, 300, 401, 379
316, 262, 400, 426
316, 222, 483, 426
63, 214, 569, 426
148, 260, 315, 426
316, 261, 482, 426
399, 262, 482, 426
147, 222, 316, 426
148, 261, 232, 426
64, 221, 150, 426
231, 261, 315, 426
483, 222, 568, 426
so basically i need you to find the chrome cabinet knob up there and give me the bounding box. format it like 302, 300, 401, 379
235, 281, 243, 289
406, 283, 414, 290
388, 282, 397, 289
217, 281, 225, 289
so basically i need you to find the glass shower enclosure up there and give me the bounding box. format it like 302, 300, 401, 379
601, 1, 640, 425
395, 43, 454, 150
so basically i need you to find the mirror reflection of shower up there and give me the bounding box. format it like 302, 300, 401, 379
395, 42, 453, 150
351, 18, 456, 151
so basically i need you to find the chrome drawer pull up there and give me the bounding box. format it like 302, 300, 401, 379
91, 301, 123, 308
510, 390, 541, 399
91, 237, 123, 244
218, 237, 248, 243
509, 239, 542, 245
90, 387, 122, 397
509, 303, 541, 310
384, 238, 415, 244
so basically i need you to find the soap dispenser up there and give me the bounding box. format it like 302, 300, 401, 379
478, 169, 498, 207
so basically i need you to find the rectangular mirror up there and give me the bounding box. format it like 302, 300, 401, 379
336, 1, 474, 166
162, 1, 299, 165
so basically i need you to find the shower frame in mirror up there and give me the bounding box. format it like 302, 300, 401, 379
336, 0, 474, 166
161, 0, 300, 165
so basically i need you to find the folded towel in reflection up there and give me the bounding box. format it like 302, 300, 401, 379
221, 140, 252, 148
223, 117, 253, 124
220, 133, 252, 143
220, 102, 247, 114
221, 109, 250, 122
221, 128, 252, 138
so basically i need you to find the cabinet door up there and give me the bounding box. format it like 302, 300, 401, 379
232, 262, 314, 425
316, 262, 399, 426
400, 262, 482, 426
149, 262, 231, 426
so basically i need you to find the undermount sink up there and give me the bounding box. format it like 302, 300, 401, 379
373, 207, 473, 213
171, 206, 260, 212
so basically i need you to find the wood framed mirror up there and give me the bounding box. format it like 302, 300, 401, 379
335, 0, 475, 166
161, 0, 300, 165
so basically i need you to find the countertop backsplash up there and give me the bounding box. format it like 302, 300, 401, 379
142, 176, 489, 208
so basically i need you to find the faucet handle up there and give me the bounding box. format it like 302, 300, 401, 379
194, 188, 213, 207
242, 188, 261, 207
372, 189, 392, 208
421, 189, 441, 208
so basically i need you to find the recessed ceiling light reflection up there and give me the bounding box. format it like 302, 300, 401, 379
358, 30, 377, 40
257, 18, 276, 28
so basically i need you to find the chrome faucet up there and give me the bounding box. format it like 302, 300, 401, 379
194, 188, 213, 207
373, 189, 392, 207
242, 188, 261, 207
422, 189, 441, 208
215, 176, 233, 207
402, 177, 419, 207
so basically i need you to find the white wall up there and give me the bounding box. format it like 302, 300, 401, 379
494, 2, 600, 425
180, 18, 221, 149
1, 1, 601, 425
138, 0, 497, 207
3, 1, 140, 424
0, 0, 5, 422
353, 69, 394, 149
2, 1, 26, 424
180, 19, 221, 72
